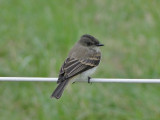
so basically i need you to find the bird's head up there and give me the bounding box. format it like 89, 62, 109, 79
79, 34, 104, 48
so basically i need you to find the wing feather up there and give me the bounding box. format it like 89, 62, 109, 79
57, 53, 101, 83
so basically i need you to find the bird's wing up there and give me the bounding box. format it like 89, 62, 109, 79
57, 53, 101, 83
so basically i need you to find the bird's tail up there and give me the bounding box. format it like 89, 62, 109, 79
51, 80, 69, 99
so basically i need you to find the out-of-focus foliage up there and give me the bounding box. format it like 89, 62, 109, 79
0, 0, 160, 120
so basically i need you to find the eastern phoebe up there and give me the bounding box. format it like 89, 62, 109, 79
51, 34, 104, 99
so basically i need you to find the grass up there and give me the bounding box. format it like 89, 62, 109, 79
0, 0, 160, 119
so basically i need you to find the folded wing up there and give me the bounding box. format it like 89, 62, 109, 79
57, 53, 101, 83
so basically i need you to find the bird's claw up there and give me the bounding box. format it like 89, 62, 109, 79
72, 82, 76, 84
88, 76, 92, 84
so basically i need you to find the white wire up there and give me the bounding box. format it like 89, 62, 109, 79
0, 77, 160, 83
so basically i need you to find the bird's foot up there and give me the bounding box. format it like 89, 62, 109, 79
72, 82, 76, 84
88, 76, 92, 84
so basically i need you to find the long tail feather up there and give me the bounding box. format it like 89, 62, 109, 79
51, 80, 69, 99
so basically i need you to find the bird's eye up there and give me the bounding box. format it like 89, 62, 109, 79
87, 42, 92, 46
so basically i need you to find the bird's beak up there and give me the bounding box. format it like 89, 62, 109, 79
96, 43, 104, 47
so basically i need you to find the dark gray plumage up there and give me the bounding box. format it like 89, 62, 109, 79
51, 34, 104, 99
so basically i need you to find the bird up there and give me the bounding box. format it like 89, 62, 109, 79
51, 34, 104, 99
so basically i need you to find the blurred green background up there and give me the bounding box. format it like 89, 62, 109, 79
0, 0, 160, 120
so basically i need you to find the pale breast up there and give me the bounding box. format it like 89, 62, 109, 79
81, 67, 97, 77
69, 67, 97, 83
